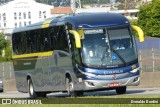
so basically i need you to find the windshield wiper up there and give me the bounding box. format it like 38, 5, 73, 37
111, 48, 127, 66
98, 47, 127, 67
98, 45, 109, 67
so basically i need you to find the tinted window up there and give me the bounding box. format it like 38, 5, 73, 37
12, 25, 69, 55
56, 26, 69, 52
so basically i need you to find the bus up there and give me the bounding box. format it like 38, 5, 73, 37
12, 13, 144, 98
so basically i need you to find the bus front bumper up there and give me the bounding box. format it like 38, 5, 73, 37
83, 75, 140, 91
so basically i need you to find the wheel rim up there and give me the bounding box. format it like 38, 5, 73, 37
69, 82, 73, 92
66, 79, 73, 95
29, 80, 34, 96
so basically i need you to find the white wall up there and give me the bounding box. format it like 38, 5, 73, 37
0, 0, 53, 33
76, 7, 111, 13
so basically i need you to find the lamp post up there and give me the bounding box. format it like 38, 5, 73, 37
125, 0, 127, 10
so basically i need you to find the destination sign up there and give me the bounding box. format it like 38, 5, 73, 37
84, 29, 104, 34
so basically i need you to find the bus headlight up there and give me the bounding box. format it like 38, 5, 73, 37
78, 69, 96, 77
84, 72, 96, 78
130, 67, 140, 73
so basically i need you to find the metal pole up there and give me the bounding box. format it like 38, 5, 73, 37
125, 0, 127, 10
152, 48, 154, 72
2, 63, 5, 80
71, 0, 76, 13
9, 62, 12, 79
79, 0, 82, 8
139, 50, 142, 72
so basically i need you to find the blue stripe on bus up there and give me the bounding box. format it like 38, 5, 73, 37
78, 63, 139, 75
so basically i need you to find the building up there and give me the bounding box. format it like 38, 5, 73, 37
76, 7, 111, 13
51, 7, 73, 17
142, 0, 152, 3
0, 0, 53, 34
111, 9, 139, 20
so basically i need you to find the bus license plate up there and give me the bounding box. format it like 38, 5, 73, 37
108, 82, 120, 87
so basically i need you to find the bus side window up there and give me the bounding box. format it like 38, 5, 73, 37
36, 30, 41, 52
12, 34, 19, 55
50, 27, 57, 51
70, 34, 81, 64
30, 31, 36, 53
26, 31, 31, 53
41, 28, 55, 52
38, 29, 44, 52
43, 28, 50, 51
19, 33, 23, 54
56, 25, 69, 53
21, 32, 28, 54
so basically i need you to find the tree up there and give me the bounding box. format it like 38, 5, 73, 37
0, 32, 12, 62
0, 32, 8, 55
137, 0, 160, 37
4, 43, 12, 61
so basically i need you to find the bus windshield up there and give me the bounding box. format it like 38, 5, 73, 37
81, 26, 137, 68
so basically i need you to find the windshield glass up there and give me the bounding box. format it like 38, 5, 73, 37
81, 26, 137, 68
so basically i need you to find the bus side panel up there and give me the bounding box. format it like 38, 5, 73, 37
49, 50, 84, 92
13, 57, 36, 93
34, 56, 54, 92
32, 56, 45, 92
29, 55, 56, 92
14, 70, 28, 93
49, 51, 69, 91
13, 56, 43, 93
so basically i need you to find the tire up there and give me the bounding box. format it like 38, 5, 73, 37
66, 77, 84, 97
28, 79, 38, 98
116, 86, 127, 95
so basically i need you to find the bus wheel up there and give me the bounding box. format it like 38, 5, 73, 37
116, 86, 127, 95
66, 78, 76, 97
28, 79, 37, 98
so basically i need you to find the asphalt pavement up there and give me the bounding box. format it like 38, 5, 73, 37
0, 87, 160, 98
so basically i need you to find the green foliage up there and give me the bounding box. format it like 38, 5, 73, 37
4, 42, 12, 61
0, 32, 12, 62
117, 3, 125, 10
0, 32, 7, 54
137, 0, 160, 37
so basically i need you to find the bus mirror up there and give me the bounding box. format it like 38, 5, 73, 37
69, 30, 81, 48
78, 30, 85, 39
131, 25, 144, 42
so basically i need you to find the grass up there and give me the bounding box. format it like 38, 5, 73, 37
83, 95, 160, 98
0, 95, 160, 107
0, 104, 160, 107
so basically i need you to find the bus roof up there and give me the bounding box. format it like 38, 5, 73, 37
64, 13, 129, 29
13, 13, 129, 33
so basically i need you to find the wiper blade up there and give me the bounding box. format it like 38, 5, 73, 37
98, 45, 109, 67
111, 48, 127, 66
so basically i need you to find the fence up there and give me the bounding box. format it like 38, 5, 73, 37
139, 48, 160, 72
136, 37, 160, 72
0, 62, 15, 80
